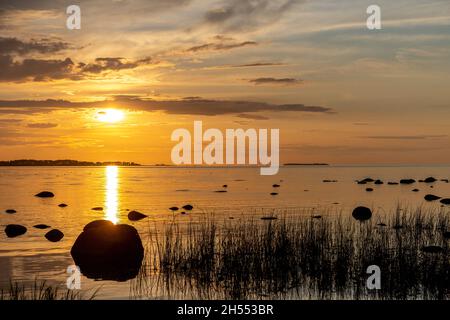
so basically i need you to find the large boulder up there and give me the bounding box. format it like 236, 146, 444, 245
352, 206, 372, 221
71, 220, 144, 281
5, 224, 27, 237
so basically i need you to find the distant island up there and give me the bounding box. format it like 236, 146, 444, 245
283, 163, 329, 166
0, 159, 141, 166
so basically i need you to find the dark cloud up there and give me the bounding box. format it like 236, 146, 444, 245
232, 62, 284, 68
363, 135, 448, 140
186, 40, 257, 53
0, 118, 22, 123
248, 77, 302, 85
0, 55, 77, 82
78, 57, 154, 74
236, 113, 269, 120
204, 0, 302, 31
0, 55, 155, 82
0, 96, 334, 116
0, 37, 70, 55
27, 123, 58, 128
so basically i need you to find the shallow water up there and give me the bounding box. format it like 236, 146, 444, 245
0, 165, 449, 299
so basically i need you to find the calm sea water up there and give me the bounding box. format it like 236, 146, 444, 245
0, 165, 449, 298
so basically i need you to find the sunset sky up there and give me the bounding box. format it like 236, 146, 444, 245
0, 0, 449, 164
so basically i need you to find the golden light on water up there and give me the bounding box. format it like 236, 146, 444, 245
105, 166, 119, 224
97, 109, 125, 123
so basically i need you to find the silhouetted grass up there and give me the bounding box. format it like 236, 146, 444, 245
0, 279, 99, 300
140, 207, 449, 300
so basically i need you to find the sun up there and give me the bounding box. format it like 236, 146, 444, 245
96, 109, 125, 123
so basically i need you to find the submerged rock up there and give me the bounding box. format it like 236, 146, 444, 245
182, 204, 193, 211
71, 221, 144, 281
261, 217, 277, 220
45, 229, 64, 242
424, 194, 441, 201
441, 179, 449, 183
387, 182, 399, 185
58, 203, 68, 208
272, 184, 281, 187
33, 224, 51, 229
424, 177, 437, 183
351, 206, 372, 221
440, 198, 450, 205
5, 209, 16, 214
412, 189, 419, 192
5, 224, 27, 237
35, 191, 54, 198
374, 180, 384, 185
400, 179, 416, 184
169, 206, 179, 211
366, 188, 374, 192
270, 192, 278, 195
222, 184, 228, 188
214, 190, 227, 193
127, 210, 148, 221
91, 207, 103, 211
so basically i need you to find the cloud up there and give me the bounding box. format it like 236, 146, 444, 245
248, 77, 302, 85
78, 57, 154, 74
0, 55, 77, 82
203, 0, 302, 31
0, 37, 70, 55
186, 40, 257, 53
363, 135, 448, 140
232, 62, 284, 68
27, 122, 58, 128
235, 113, 269, 120
0, 96, 334, 116
0, 54, 155, 82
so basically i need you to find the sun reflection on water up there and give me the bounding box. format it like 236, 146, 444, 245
105, 166, 119, 224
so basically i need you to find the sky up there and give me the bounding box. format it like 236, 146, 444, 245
0, 0, 449, 165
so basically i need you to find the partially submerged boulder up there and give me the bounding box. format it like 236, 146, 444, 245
128, 210, 147, 221
5, 224, 27, 237
33, 224, 51, 229
424, 194, 441, 201
352, 206, 372, 221
45, 229, 64, 242
71, 220, 144, 281
35, 191, 54, 198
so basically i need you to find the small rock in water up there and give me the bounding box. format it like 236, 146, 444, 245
261, 216, 277, 220
222, 184, 228, 188
441, 179, 449, 183
33, 224, 51, 229
270, 192, 278, 195
5, 224, 27, 237
352, 206, 372, 221
5, 209, 16, 214
359, 178, 374, 183
322, 180, 337, 183
424, 194, 441, 201
214, 190, 227, 193
169, 206, 179, 211
387, 182, 399, 185
412, 189, 419, 192
424, 177, 437, 183
366, 188, 374, 192
273, 184, 281, 187
91, 207, 103, 211
45, 229, 64, 242
374, 180, 384, 185
182, 204, 193, 211
400, 179, 416, 184
440, 198, 450, 205
128, 210, 148, 221
181, 211, 187, 215
312, 215, 322, 219
58, 203, 68, 208
35, 191, 54, 198
421, 246, 443, 253
377, 223, 387, 227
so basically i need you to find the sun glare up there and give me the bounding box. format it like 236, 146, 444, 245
96, 109, 125, 123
